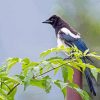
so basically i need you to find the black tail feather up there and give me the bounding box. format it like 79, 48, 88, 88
86, 56, 94, 63
85, 68, 96, 96
82, 57, 96, 96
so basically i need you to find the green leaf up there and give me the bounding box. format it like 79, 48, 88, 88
86, 64, 96, 69
30, 79, 45, 89
62, 67, 68, 82
0, 65, 7, 73
70, 61, 82, 71
22, 58, 30, 65
87, 53, 100, 60
40, 45, 66, 58
76, 88, 90, 100
24, 69, 33, 90
22, 58, 39, 76
30, 76, 52, 93
22, 58, 39, 69
15, 75, 25, 82
54, 80, 67, 97
49, 59, 65, 65
42, 76, 52, 93
0, 88, 7, 97
7, 85, 17, 100
40, 49, 52, 58
0, 95, 5, 100
54, 67, 60, 75
0, 72, 7, 78
6, 58, 20, 72
71, 61, 86, 71
28, 62, 39, 67
5, 77, 19, 83
54, 80, 90, 100
62, 66, 74, 82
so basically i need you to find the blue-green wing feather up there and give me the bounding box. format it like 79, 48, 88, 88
59, 32, 88, 52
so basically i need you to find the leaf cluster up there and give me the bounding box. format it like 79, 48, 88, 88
0, 45, 100, 100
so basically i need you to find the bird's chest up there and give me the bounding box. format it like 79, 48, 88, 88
57, 34, 68, 47
57, 34, 69, 56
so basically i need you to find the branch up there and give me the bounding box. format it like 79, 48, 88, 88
34, 63, 67, 78
6, 62, 68, 95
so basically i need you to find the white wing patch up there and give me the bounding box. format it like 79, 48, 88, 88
61, 27, 80, 38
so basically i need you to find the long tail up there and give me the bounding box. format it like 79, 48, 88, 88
83, 58, 96, 96
85, 68, 96, 96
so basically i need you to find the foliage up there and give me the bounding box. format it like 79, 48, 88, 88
0, 45, 100, 100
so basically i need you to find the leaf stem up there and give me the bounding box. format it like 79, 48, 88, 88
7, 83, 20, 95
2, 81, 11, 90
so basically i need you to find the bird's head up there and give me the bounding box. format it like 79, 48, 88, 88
42, 15, 61, 28
42, 15, 78, 35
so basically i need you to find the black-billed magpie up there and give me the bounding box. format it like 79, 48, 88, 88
42, 15, 96, 96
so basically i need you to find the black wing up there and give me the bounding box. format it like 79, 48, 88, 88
59, 32, 88, 52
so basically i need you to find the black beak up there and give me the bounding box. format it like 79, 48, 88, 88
42, 19, 52, 24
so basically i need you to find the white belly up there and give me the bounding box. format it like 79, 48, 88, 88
57, 34, 69, 56
57, 34, 68, 47
57, 37, 63, 46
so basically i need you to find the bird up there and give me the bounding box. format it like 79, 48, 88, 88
42, 15, 96, 96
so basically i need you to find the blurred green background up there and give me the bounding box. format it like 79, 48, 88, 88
56, 0, 100, 99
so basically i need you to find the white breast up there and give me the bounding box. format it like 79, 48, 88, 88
57, 34, 69, 56
57, 34, 63, 47
57, 34, 67, 47
61, 27, 80, 39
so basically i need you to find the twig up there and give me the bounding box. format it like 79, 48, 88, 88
2, 82, 11, 90
6, 63, 67, 95
34, 63, 67, 78
7, 83, 20, 95
0, 80, 11, 90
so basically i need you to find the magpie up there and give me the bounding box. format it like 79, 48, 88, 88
42, 15, 96, 96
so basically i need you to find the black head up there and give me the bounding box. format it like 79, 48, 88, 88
42, 15, 60, 27
42, 15, 78, 35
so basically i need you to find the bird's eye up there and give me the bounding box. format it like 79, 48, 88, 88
50, 18, 55, 21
